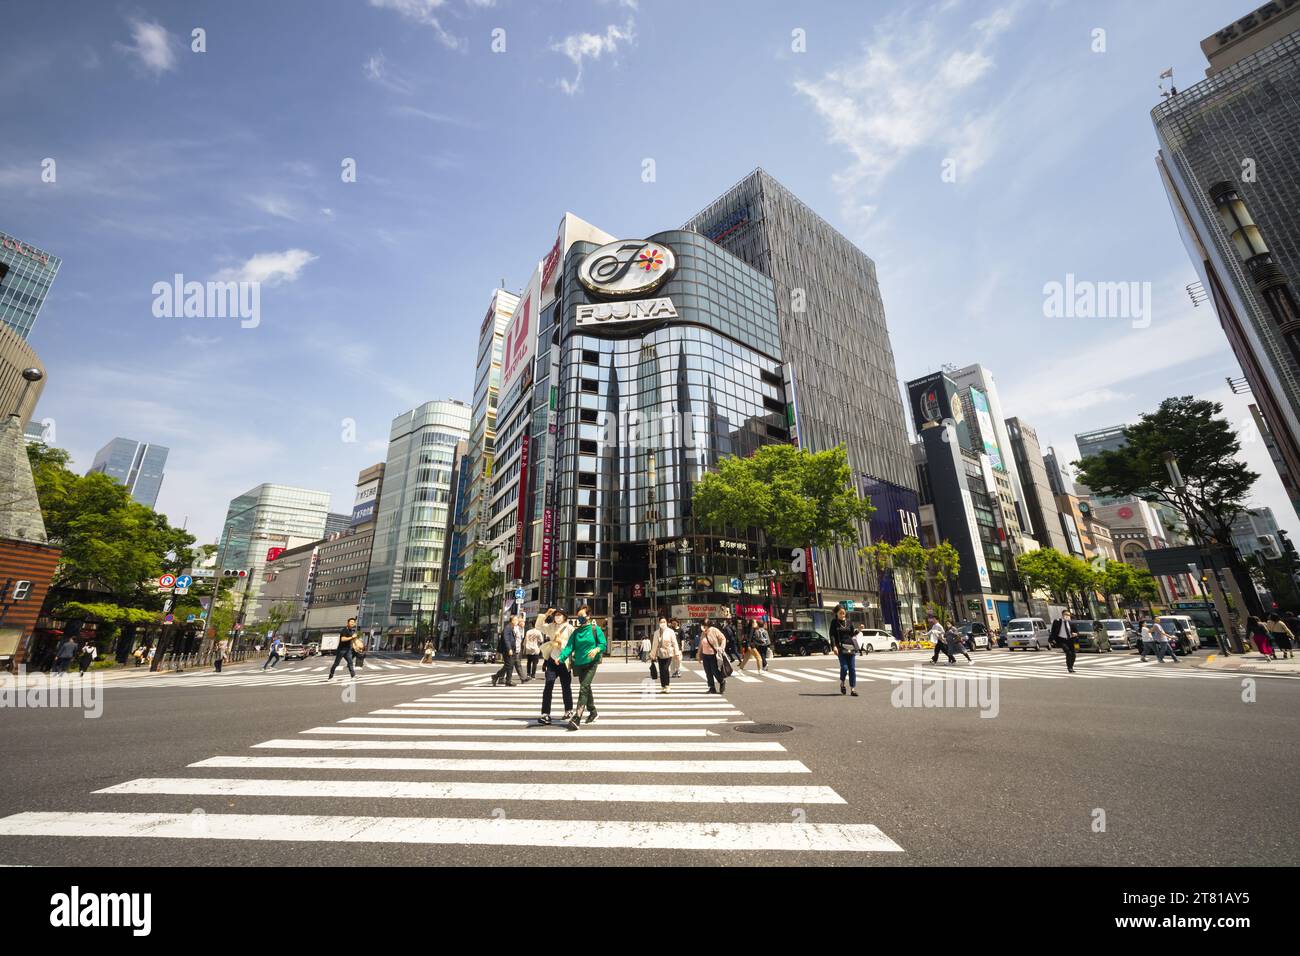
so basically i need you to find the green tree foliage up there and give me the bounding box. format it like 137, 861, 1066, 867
26, 444, 196, 604
1016, 548, 1106, 611
53, 601, 159, 625
459, 550, 497, 627
1074, 396, 1257, 546
246, 602, 295, 641
1097, 560, 1160, 609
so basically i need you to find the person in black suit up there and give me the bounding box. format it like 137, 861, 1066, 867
1051, 611, 1076, 673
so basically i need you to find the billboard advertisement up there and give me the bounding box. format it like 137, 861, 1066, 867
501, 263, 541, 399
906, 372, 955, 433
351, 478, 380, 525
970, 387, 1004, 470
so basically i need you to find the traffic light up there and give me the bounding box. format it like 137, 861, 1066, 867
222, 569, 248, 578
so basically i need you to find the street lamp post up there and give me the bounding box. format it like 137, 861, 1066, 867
1162, 451, 1236, 654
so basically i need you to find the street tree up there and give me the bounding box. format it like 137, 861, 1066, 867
459, 550, 496, 637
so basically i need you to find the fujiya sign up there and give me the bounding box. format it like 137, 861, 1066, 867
577, 240, 676, 298
575, 297, 677, 328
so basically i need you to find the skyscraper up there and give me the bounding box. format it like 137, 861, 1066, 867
363, 399, 470, 643
1005, 417, 1070, 553
87, 437, 169, 509
217, 483, 331, 624
0, 229, 60, 341
685, 169, 918, 606
1152, 6, 1300, 519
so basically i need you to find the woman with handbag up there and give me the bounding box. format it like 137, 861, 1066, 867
649, 616, 679, 693
536, 609, 575, 725
327, 618, 359, 680
700, 618, 729, 694
670, 618, 684, 677
830, 606, 859, 696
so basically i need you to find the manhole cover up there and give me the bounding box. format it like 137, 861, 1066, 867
734, 723, 794, 734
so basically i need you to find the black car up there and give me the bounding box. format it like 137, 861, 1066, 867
1070, 620, 1112, 653
955, 621, 991, 651
772, 629, 831, 657
464, 641, 498, 664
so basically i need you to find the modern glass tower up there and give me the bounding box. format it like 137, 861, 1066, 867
1152, 9, 1300, 519
684, 169, 918, 606
364, 399, 471, 642
0, 229, 60, 341
87, 437, 169, 509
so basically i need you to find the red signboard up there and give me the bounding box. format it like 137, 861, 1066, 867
512, 435, 531, 581
266, 547, 285, 562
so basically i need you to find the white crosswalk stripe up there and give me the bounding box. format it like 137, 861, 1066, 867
0, 671, 902, 858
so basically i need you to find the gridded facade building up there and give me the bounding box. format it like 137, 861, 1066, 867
87, 437, 169, 509
0, 230, 60, 341
684, 169, 917, 604
1152, 13, 1300, 519
364, 400, 470, 637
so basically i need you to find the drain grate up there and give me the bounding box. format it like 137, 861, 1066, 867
734, 723, 794, 734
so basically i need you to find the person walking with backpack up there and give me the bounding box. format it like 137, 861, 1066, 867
699, 618, 729, 694
536, 609, 575, 725
559, 607, 607, 729
649, 616, 679, 693
1050, 610, 1077, 674
262, 635, 284, 670
327, 618, 359, 680
751, 619, 771, 670
830, 606, 859, 696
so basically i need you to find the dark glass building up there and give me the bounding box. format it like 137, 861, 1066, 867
684, 169, 918, 606
546, 230, 792, 636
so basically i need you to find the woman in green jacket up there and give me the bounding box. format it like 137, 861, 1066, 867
558, 607, 607, 730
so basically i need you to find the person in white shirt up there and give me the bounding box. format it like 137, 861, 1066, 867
536, 609, 575, 724
523, 620, 544, 679
928, 617, 952, 664
648, 617, 680, 693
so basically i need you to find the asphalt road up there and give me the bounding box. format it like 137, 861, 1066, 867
0, 649, 1295, 866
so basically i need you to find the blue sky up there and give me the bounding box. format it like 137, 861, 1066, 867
3, 0, 1287, 544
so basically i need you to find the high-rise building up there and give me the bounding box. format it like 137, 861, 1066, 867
0, 229, 60, 341
87, 438, 169, 509
1043, 447, 1076, 497
305, 463, 383, 640
363, 400, 470, 644
216, 483, 332, 624
1005, 417, 1070, 553
1074, 425, 1129, 462
1231, 505, 1283, 560
0, 325, 44, 429
1152, 6, 1300, 519
324, 512, 351, 537
685, 169, 918, 607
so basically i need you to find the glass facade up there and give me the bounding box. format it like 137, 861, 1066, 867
0, 229, 60, 341
546, 230, 788, 623
684, 170, 917, 601
364, 399, 471, 634
87, 437, 169, 509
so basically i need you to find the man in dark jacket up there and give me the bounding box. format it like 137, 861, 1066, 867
1050, 611, 1076, 673
327, 618, 358, 680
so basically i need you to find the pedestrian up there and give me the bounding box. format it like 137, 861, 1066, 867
1051, 610, 1076, 674
327, 617, 359, 680
50, 636, 76, 674
213, 637, 228, 672
1265, 613, 1295, 659
928, 617, 953, 664
132, 644, 146, 667
146, 644, 157, 667
421, 639, 435, 665
77, 642, 97, 674
639, 635, 651, 663
1245, 616, 1276, 660
830, 607, 859, 696
493, 615, 528, 686
523, 618, 543, 679
262, 635, 284, 670
1150, 619, 1178, 663
738, 621, 763, 671
559, 607, 607, 729
670, 618, 684, 677
946, 623, 972, 664
699, 617, 729, 694
536, 608, 575, 726
649, 616, 679, 693
751, 619, 771, 670
720, 616, 740, 664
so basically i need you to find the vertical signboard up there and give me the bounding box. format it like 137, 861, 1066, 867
970, 387, 1004, 470
501, 264, 541, 400
512, 434, 532, 581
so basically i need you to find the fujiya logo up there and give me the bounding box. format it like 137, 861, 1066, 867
578, 240, 676, 298
50, 886, 151, 936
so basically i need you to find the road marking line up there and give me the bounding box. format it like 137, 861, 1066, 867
189, 755, 811, 774
251, 738, 784, 752
299, 726, 719, 737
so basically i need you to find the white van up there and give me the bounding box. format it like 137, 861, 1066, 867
1006, 617, 1050, 651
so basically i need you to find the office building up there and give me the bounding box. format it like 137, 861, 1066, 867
1074, 425, 1129, 463
1152, 6, 1300, 520
305, 464, 383, 639
216, 483, 332, 624
0, 229, 60, 341
1043, 447, 1076, 497
0, 324, 44, 429
1005, 417, 1071, 553
87, 437, 169, 509
438, 439, 470, 637
324, 512, 351, 537
685, 169, 918, 608
1231, 505, 1284, 560
253, 541, 319, 638
363, 400, 470, 643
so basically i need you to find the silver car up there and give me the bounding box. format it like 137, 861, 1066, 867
1098, 619, 1135, 650
1005, 617, 1050, 651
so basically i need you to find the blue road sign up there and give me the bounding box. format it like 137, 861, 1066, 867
515, 587, 525, 600
176, 575, 193, 589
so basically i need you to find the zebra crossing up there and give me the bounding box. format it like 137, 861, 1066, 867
711, 651, 1243, 684
86, 660, 488, 690
0, 678, 903, 858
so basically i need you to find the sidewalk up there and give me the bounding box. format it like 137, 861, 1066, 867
1188, 651, 1300, 677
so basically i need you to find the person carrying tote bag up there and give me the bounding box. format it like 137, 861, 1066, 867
648, 616, 679, 693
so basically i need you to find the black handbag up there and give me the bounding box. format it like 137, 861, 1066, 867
649, 661, 658, 679
718, 654, 734, 678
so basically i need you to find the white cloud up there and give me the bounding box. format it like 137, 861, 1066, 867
117, 19, 178, 75
213, 249, 318, 286
363, 50, 414, 93
250, 195, 299, 221
367, 0, 463, 50
552, 20, 635, 95
794, 2, 1017, 204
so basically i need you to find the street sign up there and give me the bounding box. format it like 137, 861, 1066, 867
186, 614, 196, 622
164, 613, 174, 624
159, 574, 176, 588
176, 575, 193, 589
515, 587, 525, 600
162, 598, 173, 613
174, 587, 189, 596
